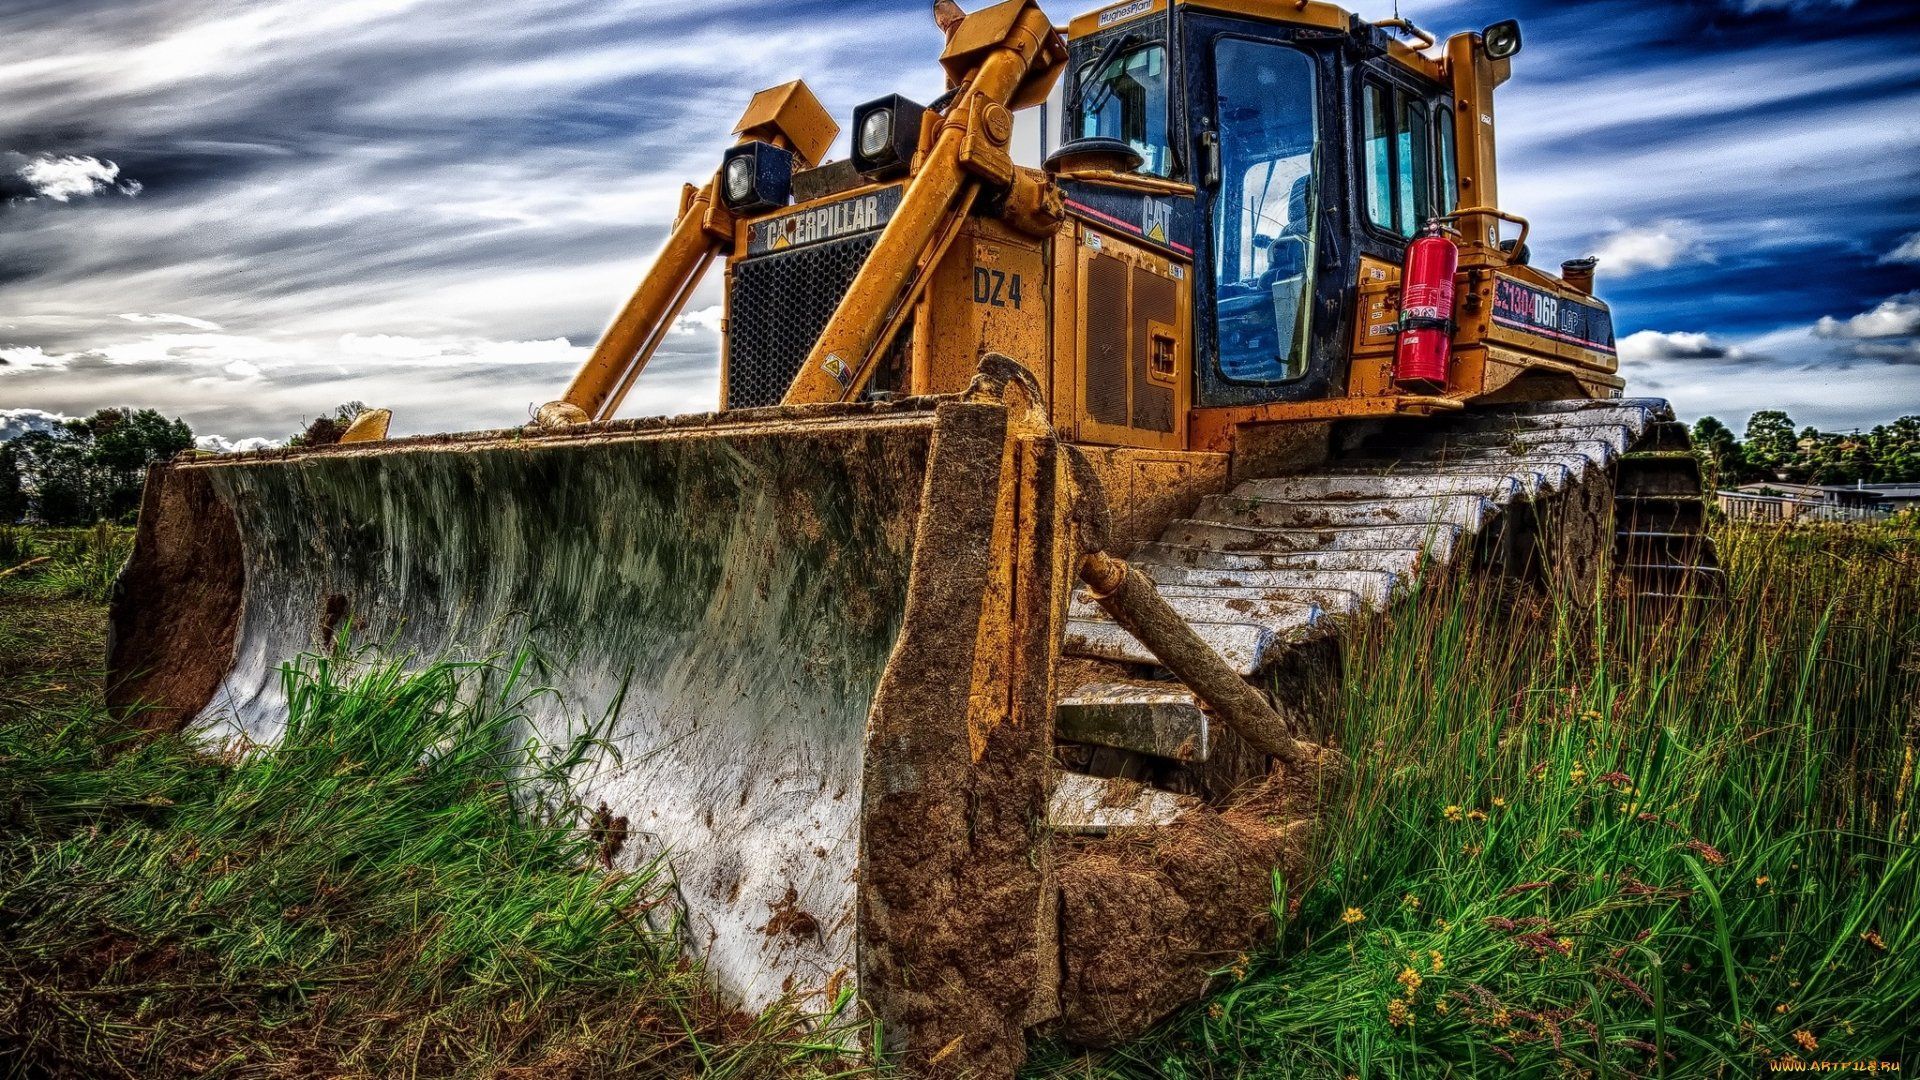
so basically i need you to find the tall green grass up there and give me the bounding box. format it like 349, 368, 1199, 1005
0, 522, 133, 603
0, 651, 871, 1077
1035, 522, 1920, 1078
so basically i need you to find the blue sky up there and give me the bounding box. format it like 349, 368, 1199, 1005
1, 0, 1916, 447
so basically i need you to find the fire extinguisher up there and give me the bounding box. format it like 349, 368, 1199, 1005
1394, 221, 1460, 392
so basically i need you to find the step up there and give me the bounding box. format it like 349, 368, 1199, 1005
1130, 542, 1426, 578
1128, 557, 1374, 611
1065, 617, 1274, 674
1364, 438, 1626, 474
1194, 492, 1498, 533
1330, 457, 1581, 498
1055, 681, 1210, 762
1138, 563, 1392, 609
1049, 771, 1199, 836
1159, 520, 1463, 562
1234, 472, 1527, 505
1372, 422, 1635, 456
1069, 589, 1324, 631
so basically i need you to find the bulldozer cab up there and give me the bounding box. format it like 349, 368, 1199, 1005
1056, 1, 1471, 409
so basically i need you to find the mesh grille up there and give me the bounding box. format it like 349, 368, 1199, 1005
1085, 254, 1129, 427
1132, 268, 1176, 433
726, 233, 881, 410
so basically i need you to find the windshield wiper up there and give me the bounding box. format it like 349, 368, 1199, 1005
1074, 33, 1142, 116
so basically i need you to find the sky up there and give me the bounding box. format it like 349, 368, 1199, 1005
1, 0, 1916, 449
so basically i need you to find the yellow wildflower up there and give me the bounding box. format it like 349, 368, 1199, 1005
1429, 950, 1445, 972
1397, 967, 1423, 995
1492, 796, 1507, 808
1387, 998, 1412, 1028
1443, 805, 1465, 823
1467, 809, 1488, 823
1207, 1002, 1224, 1020
1755, 875, 1770, 888
1491, 1007, 1512, 1028
1557, 937, 1575, 953
1231, 953, 1250, 980
1792, 1029, 1818, 1052
1342, 907, 1366, 925
1461, 842, 1483, 857
1435, 917, 1450, 932
1581, 709, 1603, 722
1569, 764, 1589, 785
1861, 930, 1887, 951
1435, 999, 1450, 1015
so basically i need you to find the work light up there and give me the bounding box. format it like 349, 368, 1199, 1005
1482, 19, 1522, 60
718, 141, 794, 214
851, 95, 927, 179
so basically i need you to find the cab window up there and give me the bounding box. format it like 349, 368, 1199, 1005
1079, 42, 1171, 177
1211, 39, 1317, 383
1362, 78, 1454, 238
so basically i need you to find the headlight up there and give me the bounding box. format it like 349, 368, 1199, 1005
859, 110, 894, 160
1482, 19, 1522, 60
717, 141, 794, 214
724, 156, 756, 204
850, 95, 928, 180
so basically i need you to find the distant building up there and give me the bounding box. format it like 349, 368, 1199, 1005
1716, 482, 1890, 523
1860, 483, 1920, 513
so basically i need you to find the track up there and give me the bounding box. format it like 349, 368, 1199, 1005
1050, 398, 1722, 812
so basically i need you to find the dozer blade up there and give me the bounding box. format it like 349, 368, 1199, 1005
110, 388, 1075, 1073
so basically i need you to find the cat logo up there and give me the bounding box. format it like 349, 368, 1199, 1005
1142, 199, 1172, 245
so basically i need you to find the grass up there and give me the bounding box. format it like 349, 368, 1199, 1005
0, 632, 873, 1074
0, 525, 121, 723
2, 519, 1916, 1077
1032, 520, 1920, 1077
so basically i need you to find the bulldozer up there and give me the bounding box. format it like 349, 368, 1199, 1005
110, 0, 1722, 1074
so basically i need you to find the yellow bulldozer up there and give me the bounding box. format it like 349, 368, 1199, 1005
110, 0, 1721, 1073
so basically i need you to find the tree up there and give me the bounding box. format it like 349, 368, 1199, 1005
0, 443, 26, 524
289, 401, 371, 448
1742, 411, 1797, 481
3, 408, 194, 525
1691, 416, 1744, 492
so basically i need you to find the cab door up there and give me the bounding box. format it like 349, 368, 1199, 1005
1186, 15, 1346, 409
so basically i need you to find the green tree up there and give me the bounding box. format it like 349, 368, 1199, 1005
0, 443, 26, 524
73, 408, 194, 520
1691, 416, 1744, 491
4, 408, 194, 524
289, 401, 371, 448
1742, 410, 1797, 481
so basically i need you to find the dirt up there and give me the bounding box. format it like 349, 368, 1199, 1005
106, 464, 243, 734
1055, 768, 1320, 1046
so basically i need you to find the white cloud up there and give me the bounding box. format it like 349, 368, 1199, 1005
0, 407, 71, 441
673, 305, 724, 336
14, 153, 141, 201
1618, 329, 1746, 363
120, 312, 223, 331
0, 345, 66, 370
195, 434, 280, 453
1814, 292, 1920, 340
1590, 221, 1710, 275
1881, 231, 1920, 265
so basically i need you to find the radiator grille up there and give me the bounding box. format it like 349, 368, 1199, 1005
1132, 268, 1177, 433
726, 233, 881, 410
1085, 253, 1130, 427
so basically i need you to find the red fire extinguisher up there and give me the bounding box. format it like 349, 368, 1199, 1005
1394, 221, 1460, 391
